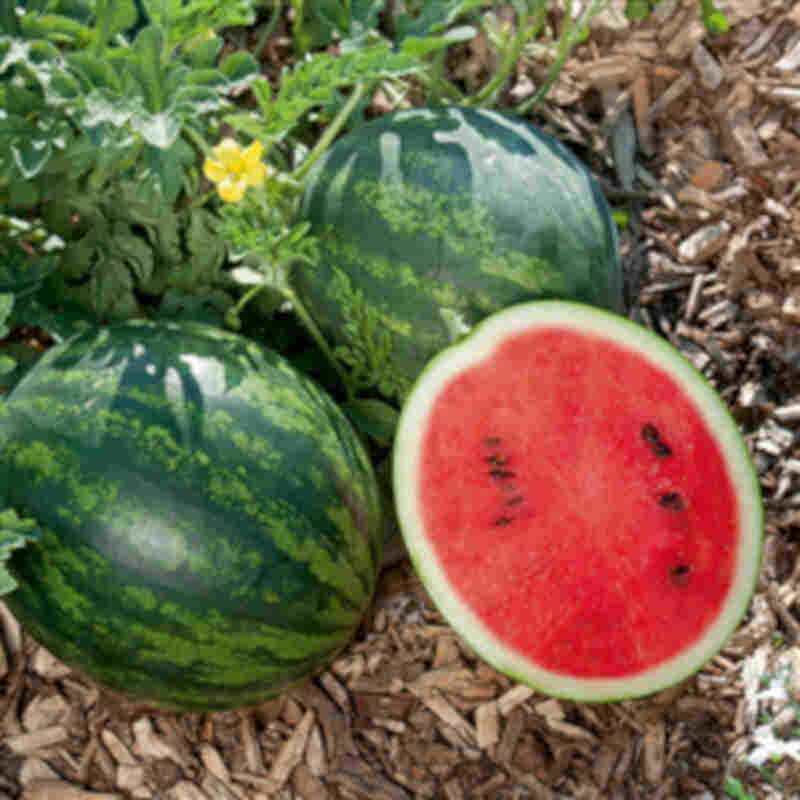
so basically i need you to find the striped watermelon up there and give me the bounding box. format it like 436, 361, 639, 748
291, 105, 623, 401
0, 320, 382, 710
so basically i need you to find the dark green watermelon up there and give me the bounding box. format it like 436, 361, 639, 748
291, 105, 624, 401
0, 320, 382, 710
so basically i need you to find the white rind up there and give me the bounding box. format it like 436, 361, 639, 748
393, 301, 763, 702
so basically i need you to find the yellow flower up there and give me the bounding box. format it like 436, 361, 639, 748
203, 138, 269, 203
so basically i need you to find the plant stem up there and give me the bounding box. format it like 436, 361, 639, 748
470, 13, 524, 106
283, 285, 355, 399
254, 0, 283, 62
516, 0, 608, 113
292, 81, 372, 183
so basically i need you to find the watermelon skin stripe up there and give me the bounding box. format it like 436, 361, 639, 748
292, 105, 623, 400
1, 321, 382, 711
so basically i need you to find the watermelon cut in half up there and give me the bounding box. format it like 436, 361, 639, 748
393, 301, 763, 702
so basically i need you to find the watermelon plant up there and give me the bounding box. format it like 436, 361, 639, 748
393, 301, 763, 702
0, 320, 382, 710
290, 105, 624, 403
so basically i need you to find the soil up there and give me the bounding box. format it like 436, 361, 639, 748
2, 1, 800, 798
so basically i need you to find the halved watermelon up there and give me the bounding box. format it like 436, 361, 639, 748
393, 301, 762, 702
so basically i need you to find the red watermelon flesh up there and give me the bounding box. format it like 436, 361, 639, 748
420, 326, 736, 678
394, 301, 762, 701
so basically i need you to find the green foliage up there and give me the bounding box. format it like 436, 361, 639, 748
0, 508, 42, 596
0, 0, 260, 326
724, 777, 756, 800
224, 44, 420, 147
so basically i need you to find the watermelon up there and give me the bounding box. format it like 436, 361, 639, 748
393, 301, 762, 702
291, 105, 623, 401
0, 320, 382, 711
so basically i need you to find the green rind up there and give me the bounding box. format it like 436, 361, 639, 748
1, 320, 383, 710
393, 300, 763, 703
292, 105, 623, 400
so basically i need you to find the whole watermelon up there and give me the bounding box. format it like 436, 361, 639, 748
291, 105, 623, 401
0, 320, 382, 711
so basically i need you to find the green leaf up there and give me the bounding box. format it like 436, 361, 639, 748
227, 45, 420, 143
63, 51, 124, 93
399, 25, 476, 57
133, 107, 182, 147
11, 138, 51, 179
0, 355, 16, 375
143, 138, 193, 201
218, 51, 259, 88
0, 293, 14, 326
341, 398, 399, 446
100, 0, 139, 39
110, 227, 155, 284
624, 0, 652, 20
18, 13, 94, 47
0, 242, 61, 296
141, 0, 257, 51
80, 89, 139, 128
128, 26, 166, 110
395, 0, 484, 40
0, 508, 41, 597
183, 34, 223, 68
155, 288, 231, 326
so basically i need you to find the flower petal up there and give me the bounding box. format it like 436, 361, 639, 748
203, 157, 228, 183
245, 161, 268, 187
211, 137, 242, 166
218, 175, 247, 203
241, 140, 264, 165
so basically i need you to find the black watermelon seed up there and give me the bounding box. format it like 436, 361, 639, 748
669, 564, 691, 586
652, 440, 672, 458
493, 516, 513, 527
486, 454, 509, 465
641, 423, 672, 457
489, 469, 515, 480
641, 423, 659, 443
659, 492, 686, 511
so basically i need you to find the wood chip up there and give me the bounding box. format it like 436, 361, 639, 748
292, 764, 329, 800
101, 729, 137, 766
30, 647, 71, 680
677, 221, 731, 263
237, 711, 265, 775
641, 718, 666, 784
199, 743, 230, 782
165, 782, 210, 800
474, 701, 500, 750
6, 725, 69, 755
496, 685, 534, 716
115, 765, 146, 795
406, 688, 477, 746
269, 709, 314, 788
18, 758, 61, 785
22, 693, 70, 732
692, 43, 724, 90
495, 707, 525, 765
646, 72, 694, 123
23, 781, 121, 800
723, 108, 770, 168
329, 755, 411, 800
305, 722, 328, 777
131, 717, 186, 767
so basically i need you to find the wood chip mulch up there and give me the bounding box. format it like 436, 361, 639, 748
2, 2, 799, 798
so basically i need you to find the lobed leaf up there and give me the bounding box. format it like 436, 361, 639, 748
0, 508, 42, 597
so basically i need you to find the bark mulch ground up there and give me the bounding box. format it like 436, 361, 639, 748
2, 1, 799, 798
